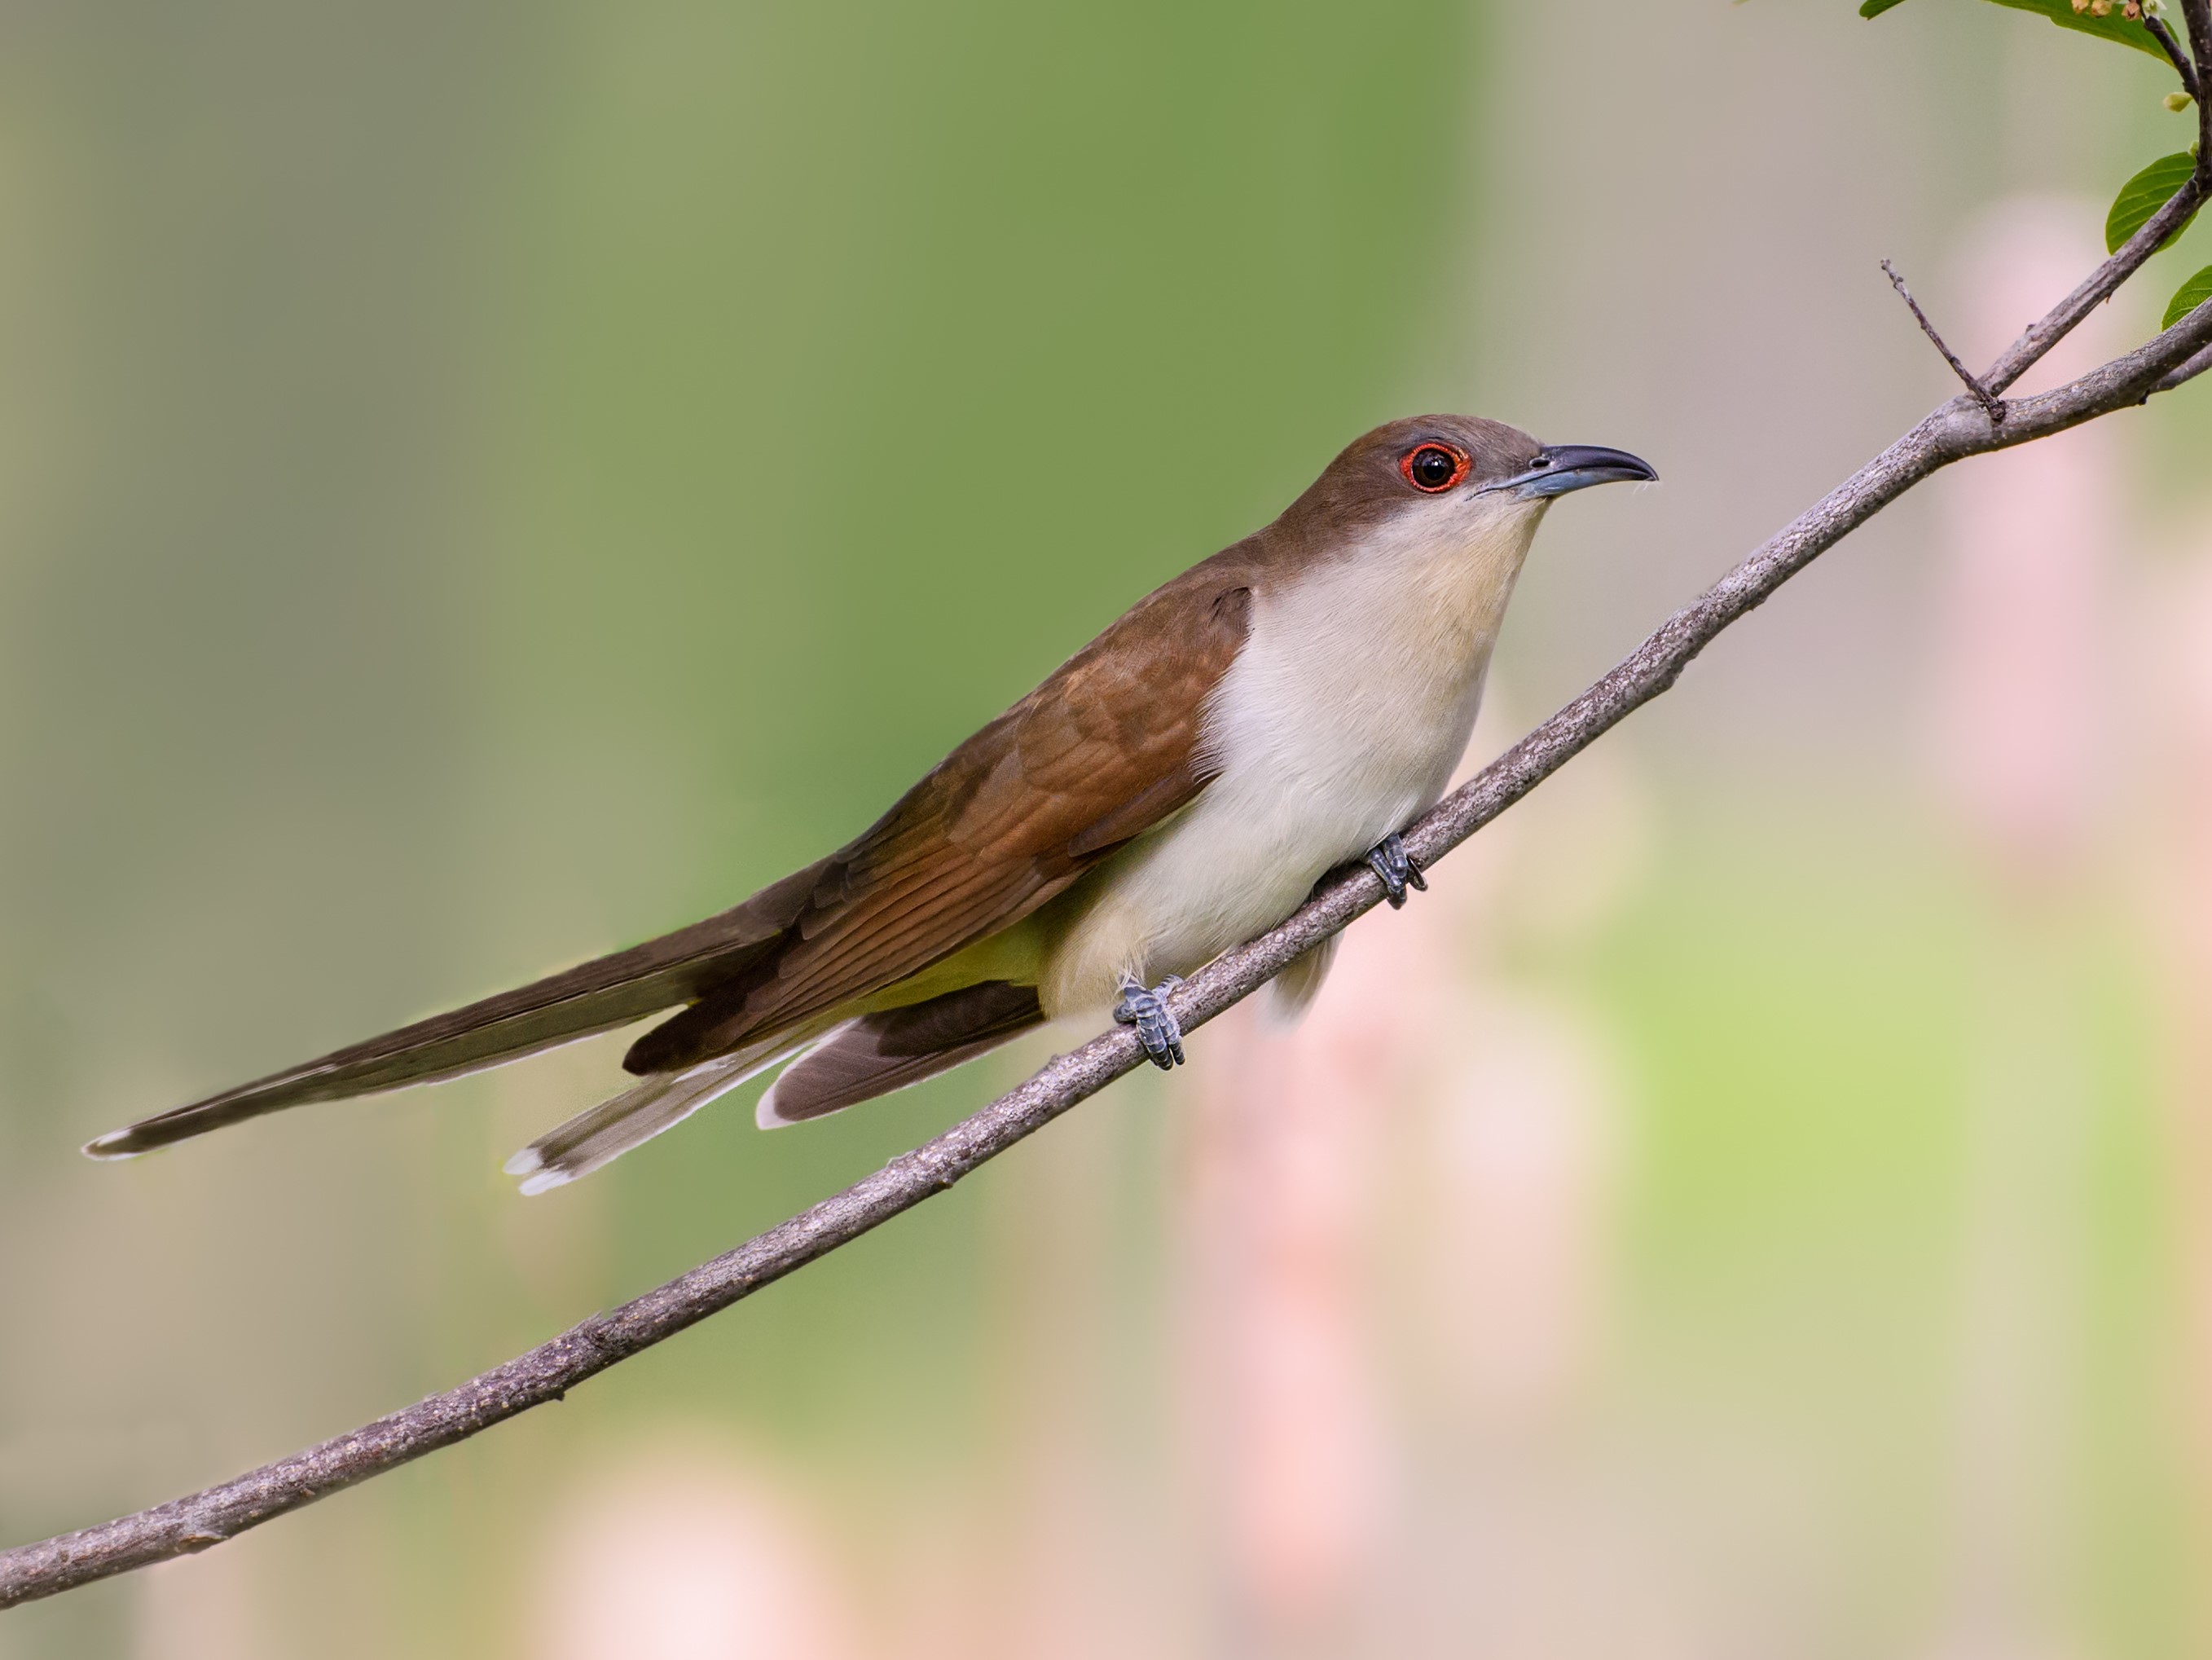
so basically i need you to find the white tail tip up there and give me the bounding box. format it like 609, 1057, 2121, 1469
754, 1081, 800, 1129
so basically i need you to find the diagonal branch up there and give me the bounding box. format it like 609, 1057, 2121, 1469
4, 233, 2212, 1619
1980, 171, 2207, 394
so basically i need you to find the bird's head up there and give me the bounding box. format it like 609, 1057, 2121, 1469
1282, 413, 1656, 554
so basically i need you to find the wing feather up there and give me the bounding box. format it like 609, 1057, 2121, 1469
623, 575, 1254, 1074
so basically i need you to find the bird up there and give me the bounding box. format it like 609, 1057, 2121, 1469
83, 415, 1654, 1194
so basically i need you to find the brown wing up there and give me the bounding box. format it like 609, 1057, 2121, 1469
622, 575, 1255, 1075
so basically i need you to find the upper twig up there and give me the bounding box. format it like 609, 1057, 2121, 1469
2183, 0, 2212, 157
1883, 258, 2007, 424
2145, 12, 2201, 101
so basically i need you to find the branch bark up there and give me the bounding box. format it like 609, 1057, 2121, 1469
6, 222, 2212, 1622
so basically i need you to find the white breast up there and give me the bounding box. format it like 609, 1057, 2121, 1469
1038, 497, 1546, 1015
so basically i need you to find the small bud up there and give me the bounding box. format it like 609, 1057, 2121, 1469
2125, 0, 2141, 18
2169, 90, 2196, 112
2144, 0, 2168, 15
2073, 0, 2091, 11
2089, 0, 2113, 17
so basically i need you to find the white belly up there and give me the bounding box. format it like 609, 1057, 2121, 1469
1037, 505, 1539, 1015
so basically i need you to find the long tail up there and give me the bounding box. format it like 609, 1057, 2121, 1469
82, 859, 829, 1160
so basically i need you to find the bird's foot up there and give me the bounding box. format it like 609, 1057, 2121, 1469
1115, 975, 1186, 1070
1365, 833, 1427, 909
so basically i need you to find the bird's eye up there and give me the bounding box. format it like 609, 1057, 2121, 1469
1401, 443, 1469, 493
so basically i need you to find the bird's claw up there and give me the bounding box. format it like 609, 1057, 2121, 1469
1115, 975, 1186, 1069
1366, 833, 1427, 909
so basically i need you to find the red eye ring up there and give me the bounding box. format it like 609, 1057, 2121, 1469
1400, 442, 1471, 493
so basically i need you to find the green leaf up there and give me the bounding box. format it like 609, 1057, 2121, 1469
1862, 0, 2169, 60
2166, 264, 2212, 328
2106, 151, 2201, 253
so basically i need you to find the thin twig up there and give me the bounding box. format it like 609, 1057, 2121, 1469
4, 274, 2209, 1612
2183, 0, 2212, 157
2145, 12, 2201, 100
1884, 258, 2007, 423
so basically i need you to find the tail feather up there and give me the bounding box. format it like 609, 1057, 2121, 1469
504, 1027, 819, 1196
1264, 934, 1339, 1023
82, 859, 830, 1160
755, 980, 1044, 1125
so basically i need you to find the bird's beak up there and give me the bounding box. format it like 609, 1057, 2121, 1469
1490, 443, 1658, 500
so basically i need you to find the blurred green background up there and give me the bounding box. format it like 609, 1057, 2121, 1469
5, 2, 2212, 1655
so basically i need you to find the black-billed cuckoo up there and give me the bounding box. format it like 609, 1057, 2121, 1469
86, 415, 1654, 1192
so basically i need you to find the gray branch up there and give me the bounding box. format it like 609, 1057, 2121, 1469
6, 220, 2212, 1618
